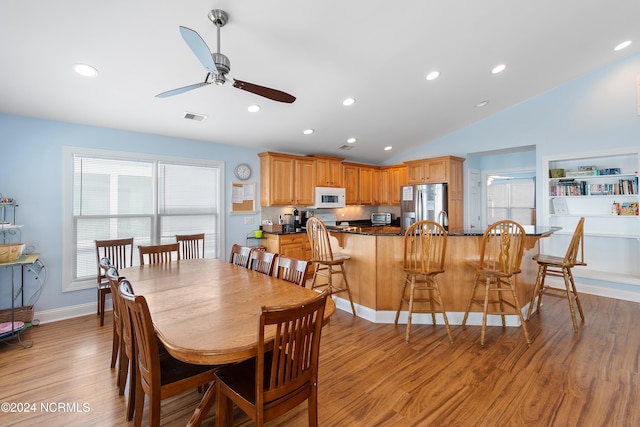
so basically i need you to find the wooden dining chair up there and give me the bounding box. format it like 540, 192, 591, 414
273, 255, 311, 287
394, 220, 453, 344
138, 242, 180, 265
106, 266, 127, 395
527, 217, 586, 331
214, 291, 329, 427
96, 237, 134, 326
176, 233, 205, 260
462, 220, 531, 346
119, 280, 219, 427
306, 216, 356, 315
228, 244, 252, 268
248, 250, 278, 276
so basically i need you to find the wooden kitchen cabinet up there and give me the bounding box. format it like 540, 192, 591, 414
259, 152, 316, 206
310, 154, 343, 187
380, 165, 408, 205
263, 233, 311, 261
405, 156, 462, 184
343, 162, 379, 205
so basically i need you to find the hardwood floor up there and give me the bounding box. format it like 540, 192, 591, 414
1, 293, 639, 426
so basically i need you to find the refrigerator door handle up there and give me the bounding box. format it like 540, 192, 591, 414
416, 188, 422, 221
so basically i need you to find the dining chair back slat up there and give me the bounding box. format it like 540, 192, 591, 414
249, 250, 278, 276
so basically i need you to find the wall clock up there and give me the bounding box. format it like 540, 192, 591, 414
234, 163, 252, 180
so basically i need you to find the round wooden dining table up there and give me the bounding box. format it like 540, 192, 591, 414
120, 257, 335, 426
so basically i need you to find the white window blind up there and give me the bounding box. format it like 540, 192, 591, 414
64, 148, 222, 291
487, 173, 536, 226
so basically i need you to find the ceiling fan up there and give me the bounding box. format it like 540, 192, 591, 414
156, 9, 296, 103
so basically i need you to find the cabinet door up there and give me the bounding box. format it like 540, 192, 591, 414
316, 159, 343, 187
295, 158, 316, 206
379, 168, 391, 205
390, 166, 407, 205
406, 161, 425, 184
343, 165, 359, 205
359, 166, 375, 205
269, 156, 295, 205
279, 234, 310, 260
425, 159, 447, 183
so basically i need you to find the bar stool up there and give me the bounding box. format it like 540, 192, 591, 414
306, 216, 356, 315
462, 220, 531, 346
395, 220, 452, 344
527, 217, 586, 331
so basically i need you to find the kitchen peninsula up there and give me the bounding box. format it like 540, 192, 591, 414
318, 225, 560, 324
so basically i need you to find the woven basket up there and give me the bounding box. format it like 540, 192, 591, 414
0, 305, 34, 323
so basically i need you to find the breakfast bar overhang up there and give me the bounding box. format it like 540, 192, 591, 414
324, 226, 560, 325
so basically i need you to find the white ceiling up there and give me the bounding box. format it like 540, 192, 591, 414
1, 1, 639, 164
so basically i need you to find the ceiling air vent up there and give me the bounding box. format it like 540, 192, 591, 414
183, 112, 208, 122
337, 144, 354, 150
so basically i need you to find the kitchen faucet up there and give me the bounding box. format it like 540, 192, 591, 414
437, 210, 448, 228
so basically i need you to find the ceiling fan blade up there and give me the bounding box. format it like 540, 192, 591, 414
232, 79, 296, 103
179, 26, 218, 74
155, 82, 210, 98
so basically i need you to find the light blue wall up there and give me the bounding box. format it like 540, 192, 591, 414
1, 51, 639, 316
0, 115, 263, 312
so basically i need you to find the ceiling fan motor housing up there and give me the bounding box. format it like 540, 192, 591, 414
212, 52, 230, 75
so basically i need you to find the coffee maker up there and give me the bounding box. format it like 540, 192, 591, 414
300, 210, 313, 229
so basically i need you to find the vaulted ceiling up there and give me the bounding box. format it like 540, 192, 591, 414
1, 1, 638, 163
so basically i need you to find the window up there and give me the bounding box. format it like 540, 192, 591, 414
486, 172, 536, 226
63, 147, 224, 291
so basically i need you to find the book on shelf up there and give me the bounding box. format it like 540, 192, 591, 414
552, 198, 569, 214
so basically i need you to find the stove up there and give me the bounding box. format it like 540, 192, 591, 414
312, 213, 337, 226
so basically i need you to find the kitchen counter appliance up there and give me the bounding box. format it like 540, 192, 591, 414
371, 212, 392, 225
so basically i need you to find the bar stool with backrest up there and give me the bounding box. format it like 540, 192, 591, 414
306, 216, 356, 315
176, 233, 205, 260
119, 280, 219, 427
394, 220, 453, 344
138, 242, 180, 265
273, 255, 311, 287
248, 250, 278, 276
462, 220, 531, 346
228, 244, 253, 268
96, 237, 134, 326
527, 217, 586, 331
214, 291, 328, 427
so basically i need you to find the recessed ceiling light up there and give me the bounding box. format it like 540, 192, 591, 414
614, 40, 632, 51
426, 71, 440, 81
346, 137, 356, 143
384, 146, 393, 151
303, 129, 314, 135
475, 100, 489, 108
491, 64, 506, 74
73, 63, 98, 77
247, 105, 261, 113
343, 98, 356, 106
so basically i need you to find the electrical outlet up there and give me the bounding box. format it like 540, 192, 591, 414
244, 216, 254, 225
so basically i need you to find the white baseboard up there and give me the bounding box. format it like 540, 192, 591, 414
34, 300, 112, 325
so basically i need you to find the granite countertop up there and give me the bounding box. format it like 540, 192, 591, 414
263, 223, 561, 237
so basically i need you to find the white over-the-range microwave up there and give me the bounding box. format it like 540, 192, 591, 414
312, 187, 346, 208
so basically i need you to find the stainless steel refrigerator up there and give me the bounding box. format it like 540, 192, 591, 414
400, 183, 448, 232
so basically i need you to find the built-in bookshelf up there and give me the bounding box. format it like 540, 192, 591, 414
542, 149, 640, 286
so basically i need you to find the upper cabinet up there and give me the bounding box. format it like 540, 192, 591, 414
379, 165, 408, 206
343, 162, 380, 205
405, 156, 463, 184
309, 155, 344, 187
259, 152, 316, 206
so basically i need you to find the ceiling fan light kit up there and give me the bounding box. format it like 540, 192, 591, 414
156, 9, 295, 103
